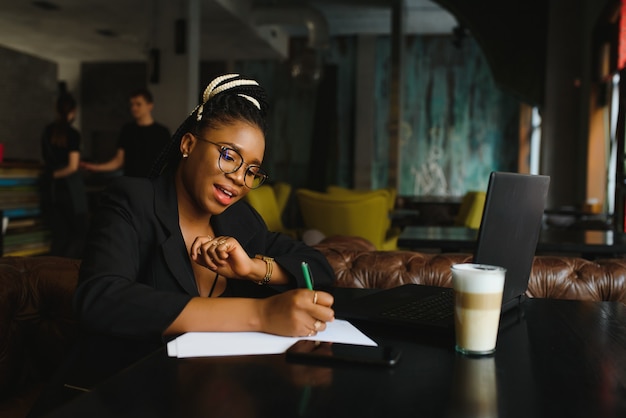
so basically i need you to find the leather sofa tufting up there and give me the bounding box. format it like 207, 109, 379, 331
314, 236, 626, 303
2, 235, 626, 417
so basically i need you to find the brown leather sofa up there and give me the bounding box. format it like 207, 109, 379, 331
0, 256, 80, 418
315, 236, 626, 303
2, 235, 626, 417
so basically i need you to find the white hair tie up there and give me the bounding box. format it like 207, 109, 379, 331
194, 74, 261, 121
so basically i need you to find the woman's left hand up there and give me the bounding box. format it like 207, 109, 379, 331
190, 235, 254, 278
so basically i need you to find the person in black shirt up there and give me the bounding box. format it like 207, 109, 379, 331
41, 93, 88, 258
81, 88, 170, 177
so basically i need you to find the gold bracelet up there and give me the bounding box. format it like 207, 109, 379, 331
255, 254, 274, 285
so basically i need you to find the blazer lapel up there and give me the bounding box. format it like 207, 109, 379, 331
153, 172, 198, 296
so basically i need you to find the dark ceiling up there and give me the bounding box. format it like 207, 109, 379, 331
0, 0, 551, 104
0, 0, 457, 62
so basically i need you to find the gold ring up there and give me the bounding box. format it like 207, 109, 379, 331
218, 240, 226, 245
307, 331, 314, 337
211, 240, 219, 246
313, 320, 322, 330
313, 291, 318, 305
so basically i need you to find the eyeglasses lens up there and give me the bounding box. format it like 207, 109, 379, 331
217, 148, 240, 173
246, 169, 267, 189
217, 147, 267, 189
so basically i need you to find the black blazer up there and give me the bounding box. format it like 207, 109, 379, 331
74, 171, 335, 340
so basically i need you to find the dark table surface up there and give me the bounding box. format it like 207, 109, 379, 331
398, 225, 626, 258
34, 288, 626, 418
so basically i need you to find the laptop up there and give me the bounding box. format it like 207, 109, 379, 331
334, 171, 551, 332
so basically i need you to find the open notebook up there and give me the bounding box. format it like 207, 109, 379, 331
334, 171, 550, 332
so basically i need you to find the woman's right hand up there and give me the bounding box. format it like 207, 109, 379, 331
258, 289, 335, 337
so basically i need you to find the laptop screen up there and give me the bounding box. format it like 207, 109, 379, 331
473, 172, 550, 311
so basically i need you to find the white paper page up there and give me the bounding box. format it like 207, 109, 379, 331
167, 319, 377, 358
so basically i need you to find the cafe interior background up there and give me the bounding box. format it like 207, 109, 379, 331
0, 0, 624, 229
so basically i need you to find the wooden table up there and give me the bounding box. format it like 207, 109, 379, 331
30, 289, 626, 418
398, 226, 626, 259
395, 196, 463, 226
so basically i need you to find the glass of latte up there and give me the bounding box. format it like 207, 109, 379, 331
451, 263, 506, 355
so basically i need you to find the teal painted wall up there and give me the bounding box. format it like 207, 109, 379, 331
394, 35, 519, 196
236, 34, 520, 196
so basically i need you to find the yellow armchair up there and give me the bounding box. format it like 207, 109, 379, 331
245, 185, 297, 238
296, 188, 399, 250
454, 191, 487, 229
326, 185, 397, 212
325, 185, 397, 236
272, 182, 292, 216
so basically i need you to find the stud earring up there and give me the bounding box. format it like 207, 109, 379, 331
182, 153, 189, 158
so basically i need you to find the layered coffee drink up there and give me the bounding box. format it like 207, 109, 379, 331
451, 264, 506, 355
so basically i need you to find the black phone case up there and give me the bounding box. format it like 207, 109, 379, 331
286, 341, 402, 367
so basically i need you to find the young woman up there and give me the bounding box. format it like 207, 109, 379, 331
74, 74, 335, 342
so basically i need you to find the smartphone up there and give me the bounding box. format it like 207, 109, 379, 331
286, 340, 401, 367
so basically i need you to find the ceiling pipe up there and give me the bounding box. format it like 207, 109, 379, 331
251, 5, 330, 50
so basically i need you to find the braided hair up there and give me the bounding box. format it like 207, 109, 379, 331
148, 74, 269, 178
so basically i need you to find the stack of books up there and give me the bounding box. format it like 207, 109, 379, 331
0, 161, 51, 256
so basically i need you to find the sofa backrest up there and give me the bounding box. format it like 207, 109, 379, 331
0, 256, 80, 400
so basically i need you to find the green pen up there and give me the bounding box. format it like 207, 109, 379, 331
301, 262, 314, 290
299, 263, 315, 417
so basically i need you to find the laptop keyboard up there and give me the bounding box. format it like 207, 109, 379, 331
380, 291, 454, 322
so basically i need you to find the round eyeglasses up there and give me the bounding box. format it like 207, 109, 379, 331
194, 135, 269, 189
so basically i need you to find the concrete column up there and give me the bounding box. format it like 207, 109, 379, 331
541, 0, 587, 209
388, 0, 405, 190
354, 35, 377, 189
149, 0, 200, 134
